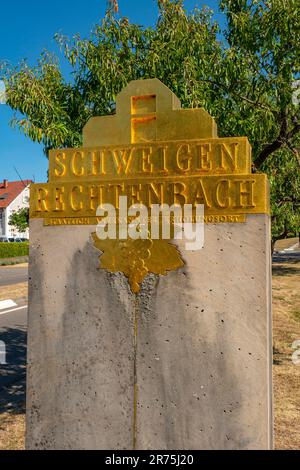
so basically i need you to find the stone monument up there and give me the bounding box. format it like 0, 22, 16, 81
26, 79, 273, 450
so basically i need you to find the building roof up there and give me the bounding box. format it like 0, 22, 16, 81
0, 180, 32, 209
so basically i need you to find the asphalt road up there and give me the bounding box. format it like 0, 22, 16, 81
0, 301, 27, 329
0, 265, 28, 287
0, 265, 28, 412
0, 300, 27, 413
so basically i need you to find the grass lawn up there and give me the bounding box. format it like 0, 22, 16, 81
0, 258, 299, 449
0, 408, 25, 450
273, 258, 300, 449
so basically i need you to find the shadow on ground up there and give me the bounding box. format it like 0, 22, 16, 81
0, 327, 26, 414
272, 256, 300, 277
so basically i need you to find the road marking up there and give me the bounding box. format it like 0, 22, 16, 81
0, 305, 27, 316
0, 299, 17, 310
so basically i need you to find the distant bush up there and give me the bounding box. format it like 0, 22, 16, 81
0, 242, 29, 258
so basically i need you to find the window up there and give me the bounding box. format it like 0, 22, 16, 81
23, 192, 29, 204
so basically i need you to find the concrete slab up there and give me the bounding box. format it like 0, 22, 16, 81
26, 215, 272, 449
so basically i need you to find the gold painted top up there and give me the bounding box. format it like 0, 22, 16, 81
30, 78, 269, 222
83, 78, 217, 146
29, 78, 270, 293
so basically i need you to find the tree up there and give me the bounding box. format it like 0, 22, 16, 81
9, 207, 29, 234
264, 150, 300, 250
1, 0, 299, 243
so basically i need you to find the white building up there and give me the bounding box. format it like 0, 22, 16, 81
0, 179, 31, 239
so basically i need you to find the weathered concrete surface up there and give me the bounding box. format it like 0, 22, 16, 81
136, 214, 273, 450
26, 215, 272, 450
26, 219, 135, 450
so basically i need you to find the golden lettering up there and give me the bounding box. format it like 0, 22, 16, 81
112, 148, 133, 175
234, 179, 255, 208
141, 147, 153, 173
31, 175, 268, 221
87, 151, 105, 176
196, 144, 212, 171
88, 185, 99, 211
36, 188, 49, 212
172, 182, 187, 205
158, 146, 168, 173
48, 138, 251, 181
194, 180, 211, 208
214, 179, 229, 209
54, 152, 66, 177
147, 183, 164, 206
109, 184, 125, 209
176, 144, 191, 172
70, 186, 83, 211
129, 184, 142, 205
71, 151, 84, 177
219, 143, 238, 171
54, 187, 65, 211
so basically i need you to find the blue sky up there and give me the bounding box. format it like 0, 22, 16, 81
0, 0, 222, 183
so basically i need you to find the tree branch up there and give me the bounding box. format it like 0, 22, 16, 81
255, 140, 284, 168
200, 78, 275, 112
255, 114, 300, 168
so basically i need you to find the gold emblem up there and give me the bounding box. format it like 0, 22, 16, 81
92, 234, 184, 294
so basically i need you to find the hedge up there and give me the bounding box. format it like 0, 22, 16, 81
0, 242, 29, 258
